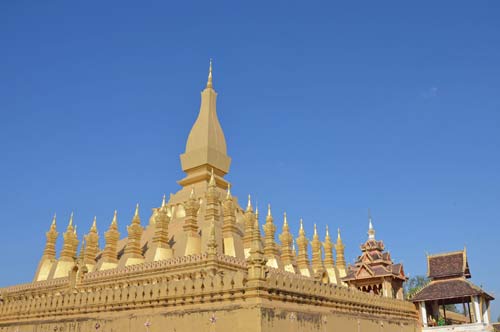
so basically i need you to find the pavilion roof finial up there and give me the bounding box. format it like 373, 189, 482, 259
368, 209, 375, 240
206, 59, 213, 89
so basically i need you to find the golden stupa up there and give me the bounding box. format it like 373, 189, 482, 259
0, 62, 418, 332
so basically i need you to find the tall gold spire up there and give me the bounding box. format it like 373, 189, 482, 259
179, 60, 231, 188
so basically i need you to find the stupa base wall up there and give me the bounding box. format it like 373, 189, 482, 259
0, 302, 419, 332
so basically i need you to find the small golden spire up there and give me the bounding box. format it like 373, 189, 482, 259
206, 59, 213, 89
51, 213, 57, 226
91, 216, 97, 232
226, 183, 232, 199
134, 203, 139, 217
325, 225, 330, 237
337, 228, 342, 243
74, 225, 77, 235
267, 204, 271, 217
208, 168, 216, 187
255, 204, 259, 219
314, 223, 318, 236
300, 218, 304, 230
111, 210, 118, 226
283, 212, 288, 226
162, 194, 166, 207
246, 194, 253, 212
68, 212, 74, 228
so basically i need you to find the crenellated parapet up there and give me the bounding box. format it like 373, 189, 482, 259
0, 251, 417, 328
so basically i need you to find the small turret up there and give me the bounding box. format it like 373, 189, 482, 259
43, 214, 59, 259
123, 204, 145, 266
247, 209, 266, 285
222, 184, 243, 257
243, 194, 255, 256
263, 204, 281, 268
335, 228, 347, 279
60, 213, 79, 261
147, 195, 173, 261
296, 219, 312, 277
83, 216, 99, 270
183, 187, 201, 256
98, 210, 121, 271
52, 213, 80, 279
311, 224, 324, 275
323, 226, 341, 285
279, 212, 295, 273
205, 168, 220, 221
34, 214, 60, 281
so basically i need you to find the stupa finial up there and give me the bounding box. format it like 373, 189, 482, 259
111, 210, 118, 226
91, 216, 97, 232
368, 209, 375, 240
68, 212, 74, 229
206, 59, 213, 89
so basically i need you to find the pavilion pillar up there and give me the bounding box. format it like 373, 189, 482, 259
472, 296, 482, 323
482, 298, 490, 324
419, 302, 428, 327
431, 301, 439, 320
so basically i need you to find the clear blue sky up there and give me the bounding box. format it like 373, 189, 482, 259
1, 1, 499, 320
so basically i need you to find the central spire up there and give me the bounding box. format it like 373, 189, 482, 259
179, 60, 231, 188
